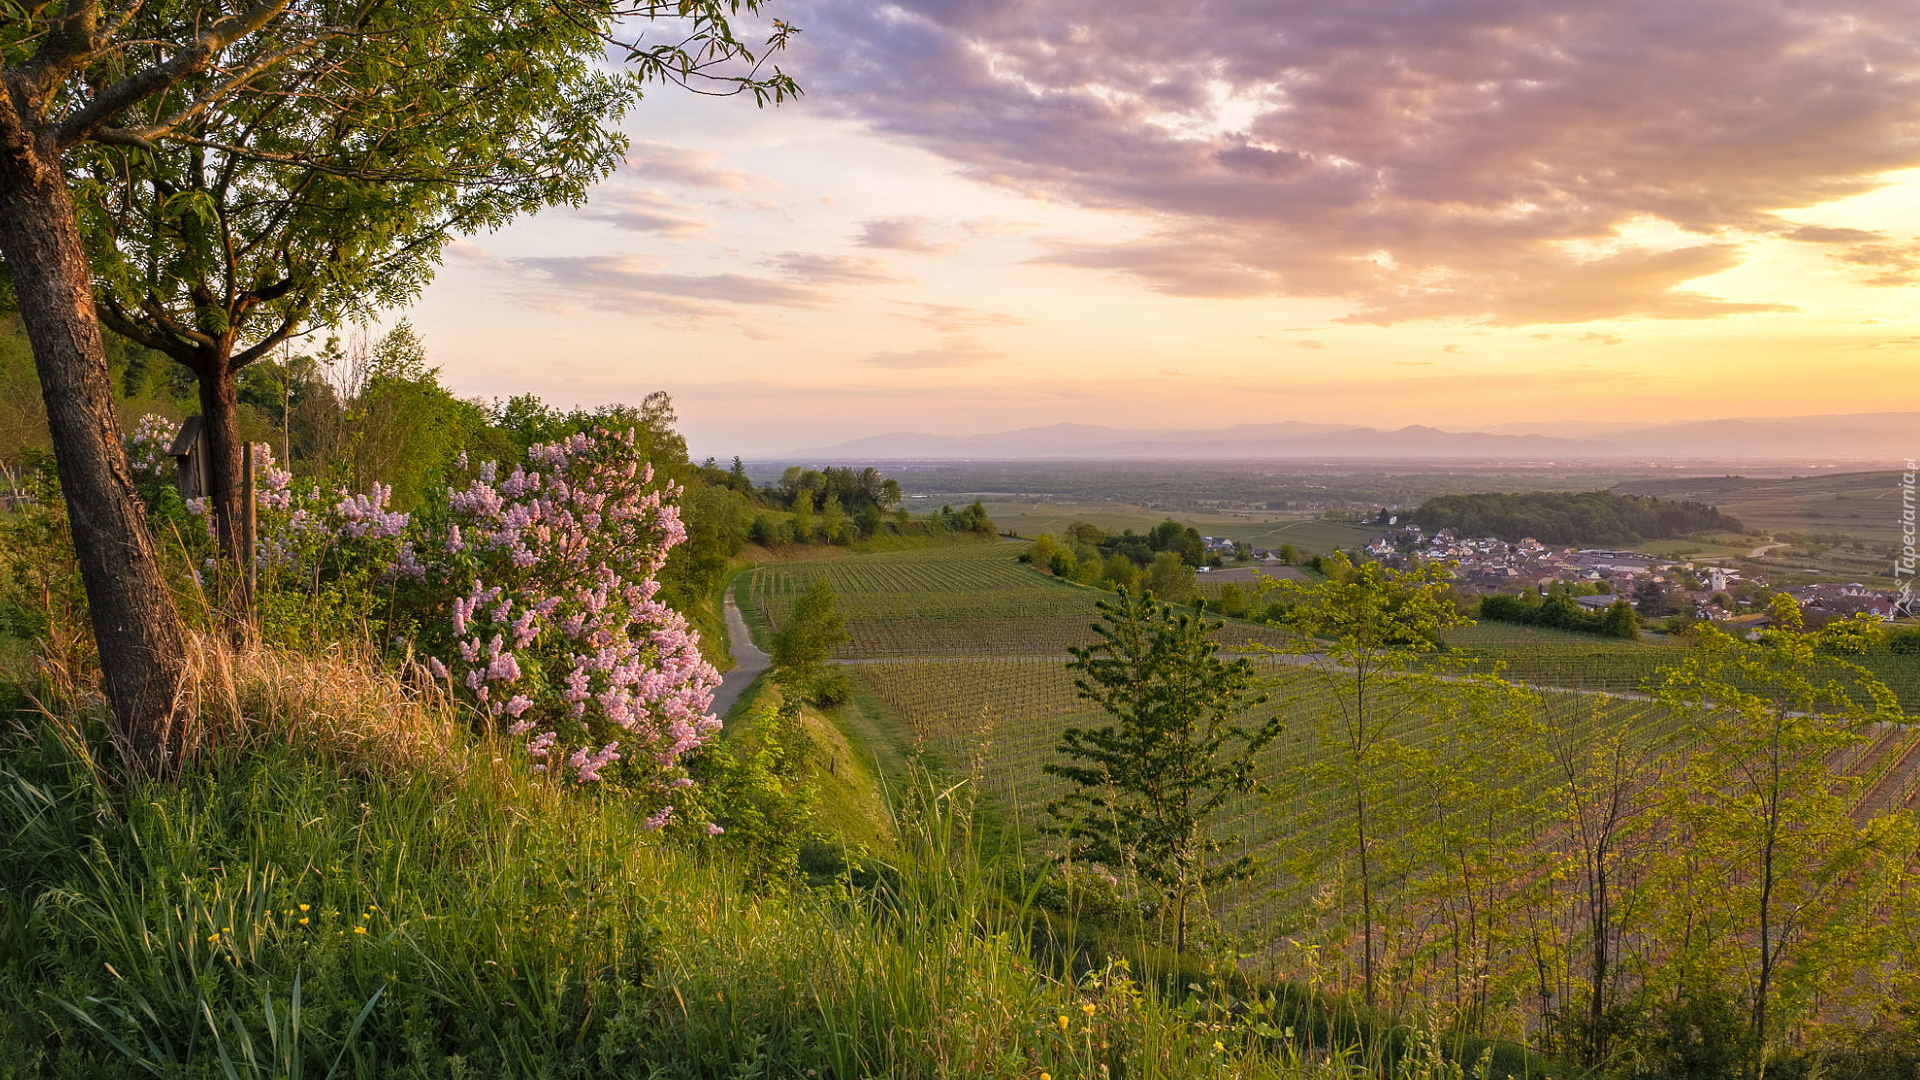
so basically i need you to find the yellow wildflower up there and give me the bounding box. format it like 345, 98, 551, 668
1082, 1003, 1097, 1017
353, 925, 368, 935
1057, 1015, 1070, 1031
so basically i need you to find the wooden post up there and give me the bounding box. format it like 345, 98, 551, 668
242, 442, 257, 616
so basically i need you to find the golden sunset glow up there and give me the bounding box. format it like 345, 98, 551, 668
409, 2, 1920, 457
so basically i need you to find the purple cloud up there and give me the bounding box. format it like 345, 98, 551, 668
623, 142, 757, 192
771, 251, 909, 284
576, 189, 708, 236
786, 0, 1920, 323
858, 217, 942, 251
511, 256, 830, 314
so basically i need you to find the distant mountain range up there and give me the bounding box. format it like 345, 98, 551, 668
779, 413, 1920, 463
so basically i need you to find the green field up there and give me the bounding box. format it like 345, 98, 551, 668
1619, 470, 1910, 545
980, 499, 1380, 554
738, 539, 1920, 1035
738, 540, 1298, 658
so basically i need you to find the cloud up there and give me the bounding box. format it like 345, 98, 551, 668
1831, 240, 1920, 286
447, 239, 514, 273
510, 255, 830, 315
576, 188, 708, 236
858, 217, 943, 252
1339, 244, 1796, 324
1580, 332, 1626, 345
771, 251, 909, 285
896, 302, 1032, 333
1297, 339, 1328, 349
863, 334, 1003, 368
1784, 225, 1884, 244
1442, 344, 1464, 354
1033, 236, 1281, 299
623, 142, 757, 192
788, 0, 1920, 324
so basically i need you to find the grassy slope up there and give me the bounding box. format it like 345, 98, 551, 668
720, 676, 899, 855
0, 677, 1348, 1080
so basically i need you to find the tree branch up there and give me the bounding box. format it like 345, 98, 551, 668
97, 289, 209, 368
53, 0, 296, 149
19, 0, 101, 100
231, 303, 307, 370
120, 34, 325, 145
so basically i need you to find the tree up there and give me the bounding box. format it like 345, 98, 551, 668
819, 491, 848, 545
770, 576, 848, 707
1261, 552, 1471, 1008
789, 489, 815, 543
1532, 689, 1669, 1066
1043, 590, 1279, 953
1635, 579, 1674, 617
331, 322, 481, 508
1813, 611, 1884, 655
1765, 592, 1803, 632
1653, 627, 1913, 1069
84, 2, 796, 582
0, 0, 795, 773
1143, 550, 1194, 604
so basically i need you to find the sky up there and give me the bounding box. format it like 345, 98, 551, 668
406, 0, 1920, 459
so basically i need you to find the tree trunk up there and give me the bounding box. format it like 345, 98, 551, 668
1588, 843, 1610, 1066
0, 117, 193, 776
197, 357, 252, 612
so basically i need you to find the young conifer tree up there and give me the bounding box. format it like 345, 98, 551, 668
1044, 589, 1279, 953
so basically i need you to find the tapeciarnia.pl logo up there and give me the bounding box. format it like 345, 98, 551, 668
1898, 459, 1916, 618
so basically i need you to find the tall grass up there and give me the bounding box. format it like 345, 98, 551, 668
1, 645, 1367, 1079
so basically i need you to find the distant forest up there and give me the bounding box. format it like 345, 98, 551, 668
1410, 490, 1745, 546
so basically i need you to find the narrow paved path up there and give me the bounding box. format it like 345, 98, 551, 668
710, 596, 771, 721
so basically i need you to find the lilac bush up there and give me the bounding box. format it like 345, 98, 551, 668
127, 414, 177, 483
418, 427, 721, 802
122, 417, 720, 805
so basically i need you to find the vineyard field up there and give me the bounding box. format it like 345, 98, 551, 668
739, 541, 1295, 658
738, 539, 1920, 1027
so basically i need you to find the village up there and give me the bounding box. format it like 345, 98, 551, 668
1214, 519, 1905, 633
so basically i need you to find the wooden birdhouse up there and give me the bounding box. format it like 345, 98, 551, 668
168, 415, 209, 502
